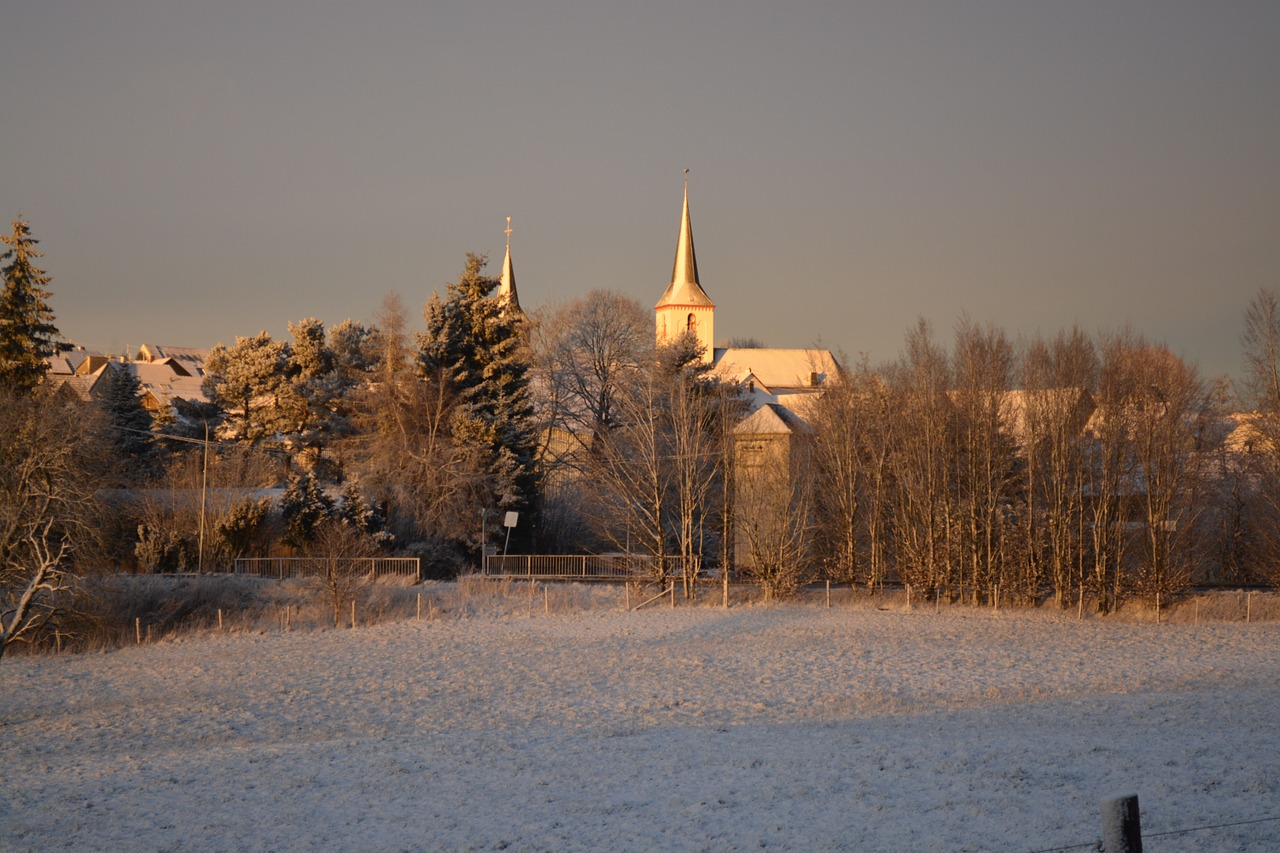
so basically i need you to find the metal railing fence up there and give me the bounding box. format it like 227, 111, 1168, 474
232, 557, 421, 581
481, 554, 696, 581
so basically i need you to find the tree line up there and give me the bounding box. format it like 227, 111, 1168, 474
4, 215, 1280, 656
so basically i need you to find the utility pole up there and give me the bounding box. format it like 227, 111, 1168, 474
198, 420, 209, 573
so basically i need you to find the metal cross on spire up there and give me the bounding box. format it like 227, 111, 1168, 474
504, 216, 512, 250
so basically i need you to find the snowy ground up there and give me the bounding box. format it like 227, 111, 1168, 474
3, 599, 1279, 852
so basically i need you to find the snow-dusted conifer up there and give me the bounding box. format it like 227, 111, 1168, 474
418, 254, 539, 515
100, 363, 155, 471
203, 332, 289, 445
283, 318, 356, 476
0, 218, 64, 395
281, 470, 334, 547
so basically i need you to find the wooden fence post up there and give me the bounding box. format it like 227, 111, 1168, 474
1100, 793, 1142, 852
826, 580, 831, 608
351, 599, 356, 629
135, 617, 141, 645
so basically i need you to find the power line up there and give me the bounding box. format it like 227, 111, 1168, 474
121, 426, 290, 458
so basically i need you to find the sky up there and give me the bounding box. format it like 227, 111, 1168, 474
2, 1, 1278, 384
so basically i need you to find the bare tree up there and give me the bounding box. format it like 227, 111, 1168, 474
1123, 339, 1209, 605
0, 389, 106, 660
1198, 376, 1259, 583
346, 293, 485, 562
808, 356, 895, 590
301, 520, 378, 628
1022, 329, 1097, 609
951, 317, 1018, 603
533, 290, 652, 451
735, 420, 815, 601
1240, 288, 1280, 581
528, 291, 652, 552
1085, 332, 1140, 612
1242, 288, 1280, 425
1, 520, 70, 661
591, 368, 675, 583
667, 364, 725, 597
584, 335, 731, 590
887, 319, 955, 595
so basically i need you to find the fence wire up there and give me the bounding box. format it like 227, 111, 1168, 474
1028, 813, 1280, 853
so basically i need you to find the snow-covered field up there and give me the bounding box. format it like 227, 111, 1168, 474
3, 598, 1279, 852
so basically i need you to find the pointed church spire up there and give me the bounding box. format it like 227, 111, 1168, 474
656, 170, 713, 309
671, 170, 701, 292
498, 216, 522, 316
655, 171, 714, 362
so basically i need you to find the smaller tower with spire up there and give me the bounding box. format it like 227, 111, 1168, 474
498, 215, 523, 317
655, 171, 714, 362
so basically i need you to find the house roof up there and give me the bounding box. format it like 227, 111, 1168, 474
46, 373, 101, 401
47, 350, 110, 376
121, 361, 208, 403
733, 403, 813, 436
997, 387, 1095, 445
137, 344, 208, 377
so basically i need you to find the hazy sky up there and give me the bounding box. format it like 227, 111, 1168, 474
3, 1, 1278, 382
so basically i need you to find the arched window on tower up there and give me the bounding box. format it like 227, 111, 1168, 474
687, 313, 697, 333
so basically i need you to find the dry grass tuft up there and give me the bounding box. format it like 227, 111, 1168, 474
9, 574, 1277, 659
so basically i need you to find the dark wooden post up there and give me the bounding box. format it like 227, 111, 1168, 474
1100, 793, 1142, 853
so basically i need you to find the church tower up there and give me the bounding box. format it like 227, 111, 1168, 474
498, 216, 523, 317
655, 174, 714, 362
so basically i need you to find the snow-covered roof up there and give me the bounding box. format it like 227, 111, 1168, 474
733, 403, 812, 436
121, 361, 208, 403
713, 348, 838, 392
46, 373, 101, 401
137, 344, 208, 377
998, 387, 1095, 446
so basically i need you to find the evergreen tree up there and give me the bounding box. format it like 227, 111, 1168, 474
418, 254, 539, 516
0, 218, 64, 395
329, 318, 381, 377
282, 318, 356, 477
100, 363, 155, 473
203, 331, 289, 445
280, 470, 334, 548
213, 497, 270, 564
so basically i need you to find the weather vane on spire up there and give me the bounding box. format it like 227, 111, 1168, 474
505, 216, 512, 250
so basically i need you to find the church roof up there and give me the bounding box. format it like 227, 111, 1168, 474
655, 181, 713, 309
498, 217, 522, 315
713, 348, 838, 392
